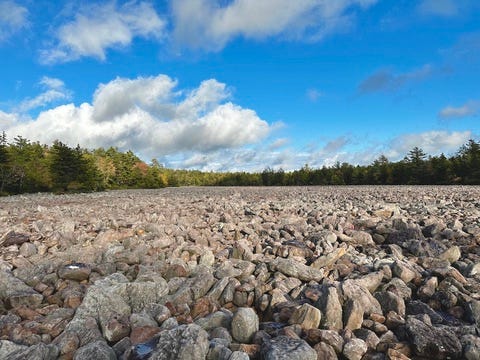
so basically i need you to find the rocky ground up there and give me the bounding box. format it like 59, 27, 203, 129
0, 186, 480, 360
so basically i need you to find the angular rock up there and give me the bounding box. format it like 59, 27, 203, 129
150, 324, 209, 360
314, 342, 338, 359
74, 340, 116, 360
342, 279, 382, 315
405, 316, 462, 359
374, 291, 406, 317
261, 336, 317, 360
438, 246, 461, 264
270, 258, 324, 282
288, 303, 321, 330
0, 270, 43, 309
315, 286, 343, 330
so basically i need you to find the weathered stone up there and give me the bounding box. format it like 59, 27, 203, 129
74, 340, 116, 360
375, 291, 406, 317
392, 261, 417, 283
342, 280, 382, 315
0, 270, 43, 309
270, 258, 324, 282
343, 338, 368, 360
315, 285, 343, 330
314, 342, 338, 359
150, 324, 209, 360
288, 303, 321, 330
0, 341, 59, 360
58, 263, 91, 281
231, 307, 259, 343
261, 336, 317, 360
311, 247, 346, 270
438, 246, 461, 264
343, 299, 364, 331
405, 316, 462, 359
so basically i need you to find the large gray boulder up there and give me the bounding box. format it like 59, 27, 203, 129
150, 324, 209, 360
261, 336, 317, 360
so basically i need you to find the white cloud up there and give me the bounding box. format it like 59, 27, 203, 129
40, 1, 165, 63
358, 64, 432, 94
4, 75, 272, 160
386, 130, 471, 159
17, 76, 71, 112
439, 100, 480, 119
171, 0, 378, 51
0, 0, 27, 42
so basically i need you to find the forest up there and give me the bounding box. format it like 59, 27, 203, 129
1, 132, 480, 195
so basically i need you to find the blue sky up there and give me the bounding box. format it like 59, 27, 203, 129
0, 0, 479, 171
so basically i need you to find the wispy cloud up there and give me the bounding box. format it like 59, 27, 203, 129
438, 100, 480, 119
17, 76, 71, 113
357, 64, 432, 94
40, 1, 165, 63
171, 0, 378, 52
417, 0, 458, 17
306, 88, 323, 102
0, 0, 28, 42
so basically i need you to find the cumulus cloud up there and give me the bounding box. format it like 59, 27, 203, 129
17, 76, 72, 113
4, 75, 272, 160
386, 130, 471, 159
358, 64, 432, 94
438, 100, 480, 119
171, 0, 378, 51
0, 0, 27, 42
40, 1, 165, 63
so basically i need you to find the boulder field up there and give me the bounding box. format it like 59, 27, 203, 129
0, 186, 479, 359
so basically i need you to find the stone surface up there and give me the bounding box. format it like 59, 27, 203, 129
288, 303, 321, 330
231, 307, 259, 343
261, 336, 317, 360
73, 340, 116, 360
149, 324, 209, 360
405, 316, 462, 359
1, 187, 480, 359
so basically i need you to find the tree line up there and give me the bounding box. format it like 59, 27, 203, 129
0, 132, 479, 195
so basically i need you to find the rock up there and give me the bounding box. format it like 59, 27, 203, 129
0, 341, 59, 360
130, 326, 161, 345
343, 338, 368, 360
58, 263, 91, 281
102, 313, 130, 343
270, 258, 324, 282
0, 270, 43, 309
314, 342, 338, 359
342, 279, 382, 315
462, 334, 480, 360
229, 351, 250, 360
354, 271, 384, 293
149, 324, 209, 360
74, 340, 116, 360
315, 285, 343, 330
261, 336, 317, 360
438, 246, 461, 264
391, 261, 417, 283
374, 291, 406, 317
231, 307, 259, 343
52, 330, 80, 355
288, 303, 321, 330
343, 299, 364, 331
347, 230, 375, 246
19, 242, 37, 257
310, 247, 346, 270
405, 316, 462, 359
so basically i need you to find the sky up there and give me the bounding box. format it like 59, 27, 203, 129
0, 0, 479, 172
